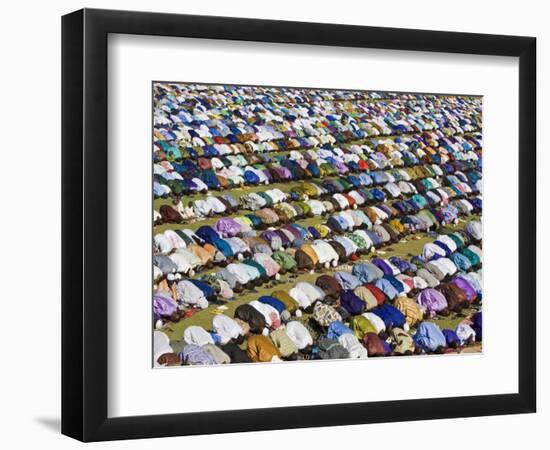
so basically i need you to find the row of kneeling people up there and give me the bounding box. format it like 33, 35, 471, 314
153, 143, 481, 199
153, 302, 482, 365
153, 84, 481, 194
153, 221, 482, 327
153, 195, 481, 286
154, 159, 481, 224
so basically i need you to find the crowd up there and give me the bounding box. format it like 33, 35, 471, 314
152, 83, 483, 366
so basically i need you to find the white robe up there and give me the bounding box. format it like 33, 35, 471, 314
184, 326, 214, 346
164, 229, 187, 250
154, 233, 173, 254
226, 263, 253, 284
212, 314, 244, 345
466, 221, 483, 241
295, 281, 325, 303
422, 243, 447, 261
312, 240, 339, 265
338, 334, 368, 359
362, 312, 386, 334
176, 281, 208, 309
205, 196, 227, 214
289, 286, 312, 308
284, 321, 313, 350
169, 250, 199, 274
456, 323, 476, 344
436, 235, 458, 253
153, 331, 173, 367
249, 301, 280, 328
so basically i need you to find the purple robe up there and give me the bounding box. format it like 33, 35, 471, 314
215, 218, 242, 237
179, 344, 216, 365
417, 288, 448, 313
372, 258, 394, 277
153, 293, 177, 319
451, 276, 477, 302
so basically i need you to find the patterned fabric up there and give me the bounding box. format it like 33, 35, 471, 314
313, 302, 342, 327
179, 345, 217, 365
394, 296, 424, 327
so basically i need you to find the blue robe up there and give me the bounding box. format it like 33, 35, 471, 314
414, 322, 447, 352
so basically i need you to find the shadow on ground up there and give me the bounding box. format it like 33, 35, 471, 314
35, 417, 61, 433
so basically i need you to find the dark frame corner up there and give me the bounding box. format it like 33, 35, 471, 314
62, 8, 536, 442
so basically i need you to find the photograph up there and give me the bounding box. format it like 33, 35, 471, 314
152, 82, 483, 366
0, 0, 542, 446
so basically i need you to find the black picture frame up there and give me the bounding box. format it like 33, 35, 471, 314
62, 8, 536, 442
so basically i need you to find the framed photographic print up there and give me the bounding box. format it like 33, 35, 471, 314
62, 8, 536, 442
